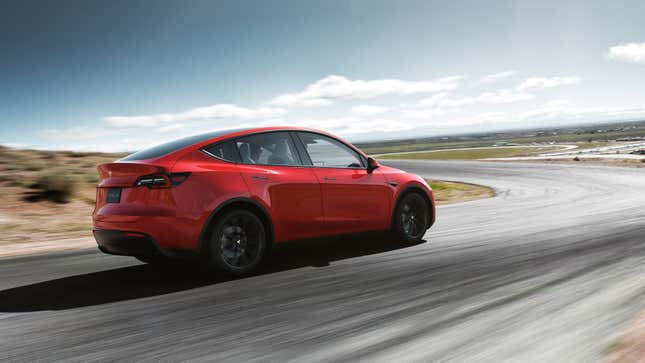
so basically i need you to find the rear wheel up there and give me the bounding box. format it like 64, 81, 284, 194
393, 192, 429, 243
208, 209, 267, 275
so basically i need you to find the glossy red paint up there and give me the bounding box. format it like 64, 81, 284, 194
310, 167, 391, 236
92, 127, 435, 257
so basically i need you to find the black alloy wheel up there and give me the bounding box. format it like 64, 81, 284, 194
394, 192, 429, 242
209, 209, 266, 275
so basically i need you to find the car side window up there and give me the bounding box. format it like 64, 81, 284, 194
235, 132, 300, 166
297, 132, 363, 168
202, 140, 240, 163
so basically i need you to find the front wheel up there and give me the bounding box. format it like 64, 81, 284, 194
393, 192, 430, 243
207, 209, 267, 275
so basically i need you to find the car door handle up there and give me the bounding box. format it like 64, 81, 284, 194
323, 177, 336, 181
251, 175, 269, 180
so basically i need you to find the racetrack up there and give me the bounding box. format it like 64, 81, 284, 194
2, 160, 645, 362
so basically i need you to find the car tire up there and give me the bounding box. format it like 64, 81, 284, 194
393, 192, 429, 243
207, 209, 267, 276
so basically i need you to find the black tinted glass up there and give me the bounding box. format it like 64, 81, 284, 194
121, 128, 246, 161
203, 141, 240, 163
236, 132, 300, 166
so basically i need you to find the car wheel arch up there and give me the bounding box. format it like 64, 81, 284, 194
198, 197, 274, 256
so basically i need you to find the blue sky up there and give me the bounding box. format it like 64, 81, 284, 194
2, 0, 645, 151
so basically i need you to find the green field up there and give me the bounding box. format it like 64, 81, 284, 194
379, 146, 560, 160
361, 140, 499, 155
358, 122, 645, 155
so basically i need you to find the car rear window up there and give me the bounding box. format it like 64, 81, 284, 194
202, 140, 241, 163
120, 128, 246, 161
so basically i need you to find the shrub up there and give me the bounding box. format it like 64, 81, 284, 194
22, 162, 45, 171
39, 151, 57, 160
31, 172, 77, 203
573, 156, 580, 161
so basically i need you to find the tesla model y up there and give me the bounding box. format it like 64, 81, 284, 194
93, 127, 435, 275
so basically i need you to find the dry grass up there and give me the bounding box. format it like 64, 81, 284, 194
427, 180, 495, 205
0, 146, 125, 245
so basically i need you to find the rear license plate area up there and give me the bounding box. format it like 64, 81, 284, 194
106, 188, 121, 203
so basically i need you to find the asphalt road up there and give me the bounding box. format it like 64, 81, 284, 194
2, 161, 645, 362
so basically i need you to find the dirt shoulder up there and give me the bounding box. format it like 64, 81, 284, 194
605, 311, 645, 362
427, 179, 495, 205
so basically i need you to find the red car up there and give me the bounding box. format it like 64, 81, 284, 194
93, 127, 435, 275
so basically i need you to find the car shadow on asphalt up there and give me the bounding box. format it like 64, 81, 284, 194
0, 233, 425, 312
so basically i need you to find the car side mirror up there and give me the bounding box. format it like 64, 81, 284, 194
367, 157, 379, 173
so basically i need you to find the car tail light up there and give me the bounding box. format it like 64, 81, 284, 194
134, 172, 191, 189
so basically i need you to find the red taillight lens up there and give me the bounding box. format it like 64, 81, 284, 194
134, 172, 190, 189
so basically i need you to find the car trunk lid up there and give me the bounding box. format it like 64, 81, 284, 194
97, 162, 168, 188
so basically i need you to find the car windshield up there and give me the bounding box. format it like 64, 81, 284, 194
120, 128, 247, 161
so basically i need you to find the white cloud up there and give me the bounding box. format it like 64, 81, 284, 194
518, 76, 580, 90
265, 74, 463, 106
401, 108, 447, 119
351, 105, 390, 116
443, 89, 534, 107
519, 105, 645, 121
104, 104, 287, 128
266, 96, 333, 107
547, 99, 571, 107
441, 112, 508, 127
158, 124, 186, 133
1, 142, 29, 149
284, 116, 363, 131
478, 90, 534, 104
402, 111, 508, 126
414, 89, 533, 110
480, 70, 516, 83
28, 66, 645, 152
348, 119, 418, 134
285, 117, 418, 136
415, 93, 449, 107
607, 42, 645, 64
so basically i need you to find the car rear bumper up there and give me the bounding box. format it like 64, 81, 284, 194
93, 229, 162, 257
92, 211, 205, 250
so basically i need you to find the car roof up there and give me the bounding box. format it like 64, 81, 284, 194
198, 126, 344, 143
119, 126, 359, 163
